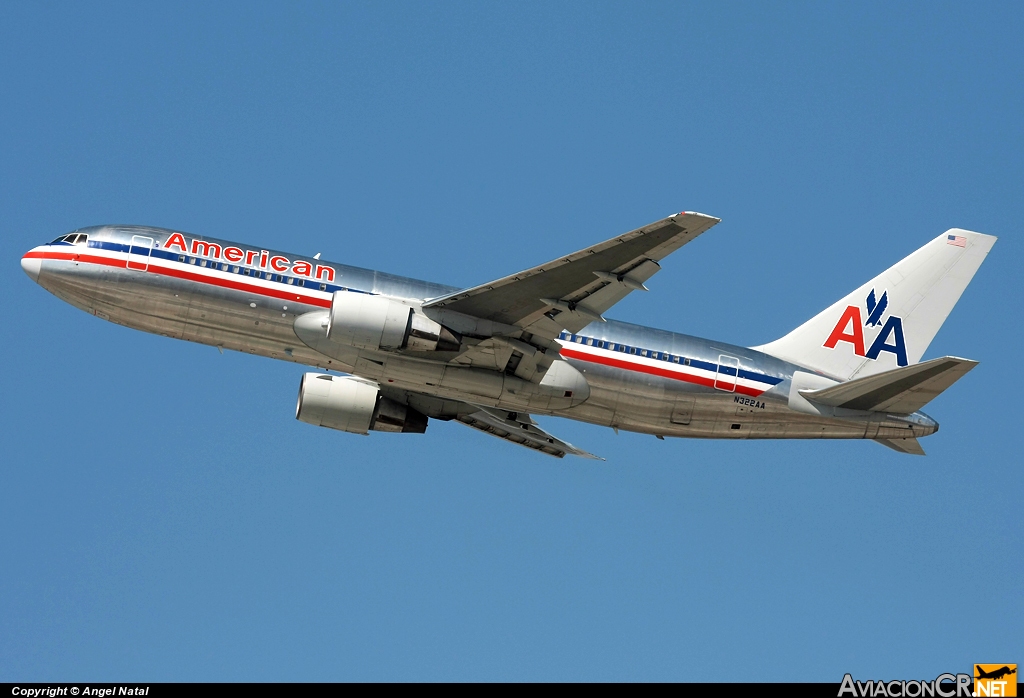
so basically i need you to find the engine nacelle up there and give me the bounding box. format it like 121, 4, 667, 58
326, 292, 460, 352
295, 373, 427, 435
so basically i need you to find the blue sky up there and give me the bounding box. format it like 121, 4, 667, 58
1, 1, 1020, 681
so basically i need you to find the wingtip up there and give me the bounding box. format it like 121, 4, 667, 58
676, 211, 721, 223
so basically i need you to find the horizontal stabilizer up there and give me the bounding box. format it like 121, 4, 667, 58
874, 437, 926, 456
799, 356, 978, 414
456, 407, 603, 459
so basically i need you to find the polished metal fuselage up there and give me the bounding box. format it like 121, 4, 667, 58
24, 225, 939, 442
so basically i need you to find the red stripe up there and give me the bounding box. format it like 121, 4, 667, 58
25, 250, 332, 308
28, 249, 767, 398
560, 346, 766, 397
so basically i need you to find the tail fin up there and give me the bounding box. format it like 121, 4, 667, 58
754, 229, 996, 380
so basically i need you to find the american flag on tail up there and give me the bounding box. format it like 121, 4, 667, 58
947, 234, 966, 247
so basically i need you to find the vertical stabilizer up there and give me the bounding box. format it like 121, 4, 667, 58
753, 229, 996, 381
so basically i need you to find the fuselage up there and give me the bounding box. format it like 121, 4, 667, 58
21, 225, 938, 442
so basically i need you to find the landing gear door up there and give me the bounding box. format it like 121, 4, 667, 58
715, 354, 739, 392
126, 235, 154, 271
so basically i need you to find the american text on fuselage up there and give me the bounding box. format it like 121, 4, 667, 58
21, 215, 994, 458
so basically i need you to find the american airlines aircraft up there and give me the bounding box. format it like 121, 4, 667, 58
21, 212, 995, 458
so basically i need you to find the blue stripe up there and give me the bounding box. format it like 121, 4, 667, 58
558, 332, 783, 386
83, 240, 370, 296
75, 241, 784, 389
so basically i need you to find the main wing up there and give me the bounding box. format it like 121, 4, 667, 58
455, 406, 602, 459
383, 385, 601, 459
424, 211, 719, 339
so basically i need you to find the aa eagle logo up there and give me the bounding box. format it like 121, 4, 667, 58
865, 289, 888, 327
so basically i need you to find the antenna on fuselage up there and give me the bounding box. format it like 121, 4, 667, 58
313, 253, 321, 259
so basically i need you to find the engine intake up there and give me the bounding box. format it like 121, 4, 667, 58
296, 373, 427, 435
326, 292, 460, 352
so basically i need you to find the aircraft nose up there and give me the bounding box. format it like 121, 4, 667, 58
21, 254, 42, 282
916, 412, 939, 436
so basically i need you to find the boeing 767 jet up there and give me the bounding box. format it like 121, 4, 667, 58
21, 212, 995, 457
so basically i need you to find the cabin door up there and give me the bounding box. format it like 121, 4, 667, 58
126, 235, 154, 271
714, 354, 739, 392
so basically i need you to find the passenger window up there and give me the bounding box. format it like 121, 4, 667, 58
189, 257, 196, 264
684, 358, 690, 366
319, 283, 327, 291
220, 263, 228, 271
178, 255, 185, 262
199, 260, 208, 267
287, 277, 294, 285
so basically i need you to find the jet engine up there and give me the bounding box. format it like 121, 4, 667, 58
327, 292, 461, 352
295, 372, 427, 434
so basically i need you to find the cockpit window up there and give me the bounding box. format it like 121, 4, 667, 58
49, 233, 89, 245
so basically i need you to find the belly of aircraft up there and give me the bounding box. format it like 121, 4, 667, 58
563, 357, 874, 440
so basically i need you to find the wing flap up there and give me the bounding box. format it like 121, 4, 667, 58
799, 356, 978, 414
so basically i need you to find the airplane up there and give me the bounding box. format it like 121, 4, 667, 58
20, 212, 995, 458
976, 666, 1016, 681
